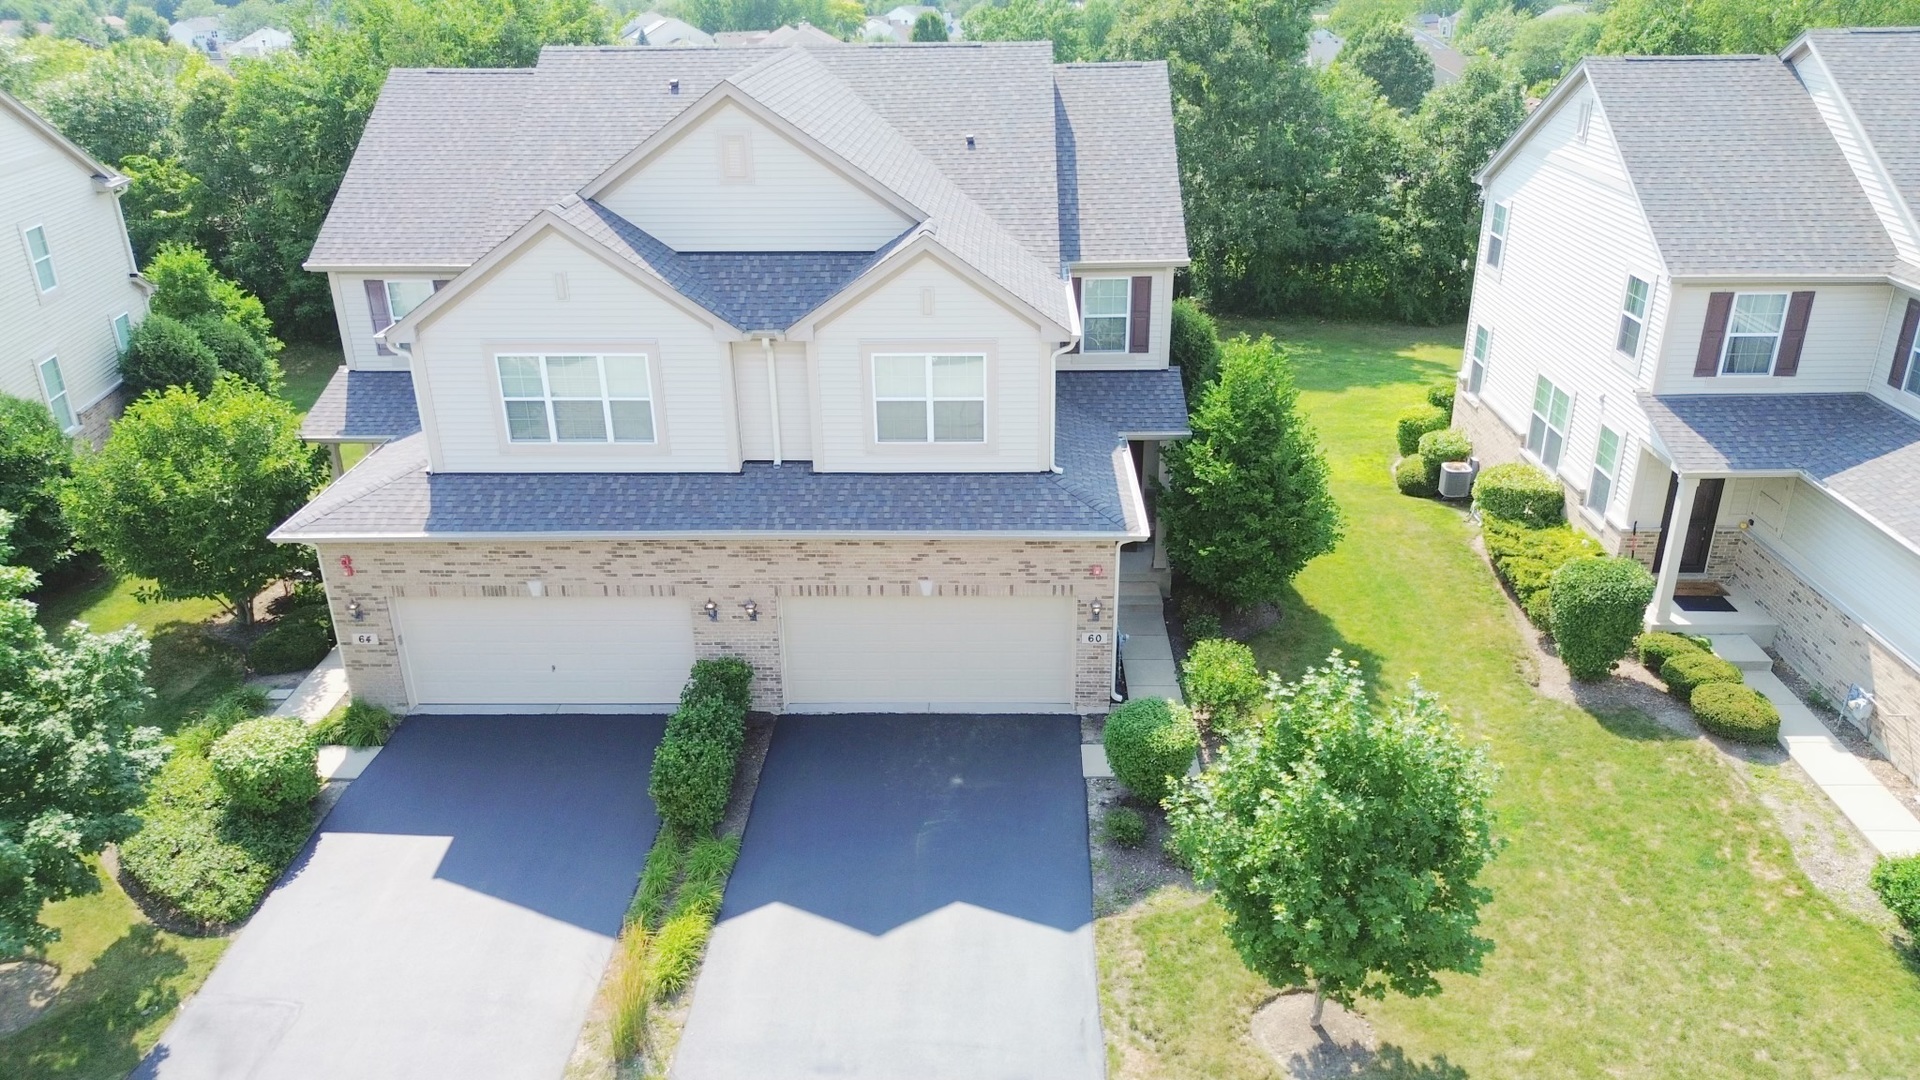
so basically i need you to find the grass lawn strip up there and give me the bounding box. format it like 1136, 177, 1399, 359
1094, 318, 1920, 1078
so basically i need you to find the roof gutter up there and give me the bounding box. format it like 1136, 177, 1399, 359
272, 526, 1144, 545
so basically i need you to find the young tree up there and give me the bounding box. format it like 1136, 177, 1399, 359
911, 10, 948, 41
1167, 653, 1499, 1025
1158, 336, 1341, 608
1339, 19, 1433, 110
0, 396, 79, 580
1169, 298, 1223, 397
145, 242, 282, 356
62, 379, 325, 627
120, 312, 221, 398
0, 511, 164, 954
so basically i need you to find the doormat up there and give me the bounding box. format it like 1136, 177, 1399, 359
1674, 594, 1737, 613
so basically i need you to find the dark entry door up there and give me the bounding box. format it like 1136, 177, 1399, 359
1651, 474, 1726, 574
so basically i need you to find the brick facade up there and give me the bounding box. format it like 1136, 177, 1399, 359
1451, 393, 1627, 549
314, 538, 1121, 714
75, 382, 132, 448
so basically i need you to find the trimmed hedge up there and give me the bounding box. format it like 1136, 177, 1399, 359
1416, 427, 1473, 486
247, 613, 335, 674
1660, 650, 1744, 703
1103, 697, 1200, 805
1474, 462, 1564, 527
1170, 298, 1223, 396
1871, 854, 1920, 934
1483, 517, 1605, 629
1689, 682, 1781, 744
313, 699, 398, 747
209, 716, 320, 815
1548, 556, 1656, 680
650, 659, 752, 835
1181, 638, 1265, 734
118, 752, 314, 925
1394, 455, 1434, 496
1636, 631, 1706, 672
1396, 404, 1449, 457
682, 656, 754, 713
1426, 384, 1456, 414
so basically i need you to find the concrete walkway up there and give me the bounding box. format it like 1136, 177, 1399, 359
1713, 636, 1920, 856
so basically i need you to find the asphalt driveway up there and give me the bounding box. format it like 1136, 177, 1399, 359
674, 713, 1102, 1080
134, 714, 664, 1080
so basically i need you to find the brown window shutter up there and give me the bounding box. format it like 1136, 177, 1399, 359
1128, 275, 1152, 353
431, 279, 450, 291
1772, 291, 1814, 376
364, 278, 393, 356
1694, 291, 1733, 377
1069, 276, 1083, 354
1892, 298, 1920, 389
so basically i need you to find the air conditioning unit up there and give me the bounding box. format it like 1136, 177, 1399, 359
1438, 460, 1476, 500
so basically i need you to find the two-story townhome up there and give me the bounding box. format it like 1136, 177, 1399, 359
278, 42, 1188, 716
2, 90, 149, 445
1455, 28, 1920, 780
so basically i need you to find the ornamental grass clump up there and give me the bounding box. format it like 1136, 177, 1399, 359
1103, 697, 1201, 805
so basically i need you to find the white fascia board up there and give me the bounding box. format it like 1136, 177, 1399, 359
272, 527, 1141, 544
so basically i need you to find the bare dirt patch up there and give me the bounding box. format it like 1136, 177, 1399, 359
1250, 992, 1376, 1079
0, 960, 57, 1038
1087, 775, 1192, 917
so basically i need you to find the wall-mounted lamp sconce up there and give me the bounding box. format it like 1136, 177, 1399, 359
918, 577, 934, 597
742, 599, 759, 621
527, 579, 545, 597
346, 600, 365, 622
704, 599, 719, 621
1090, 599, 1104, 623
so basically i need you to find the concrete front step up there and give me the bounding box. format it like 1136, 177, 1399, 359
1708, 634, 1773, 673
1118, 579, 1164, 599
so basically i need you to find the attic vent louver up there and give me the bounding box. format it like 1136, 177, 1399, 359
964, 134, 976, 150
669, 78, 680, 95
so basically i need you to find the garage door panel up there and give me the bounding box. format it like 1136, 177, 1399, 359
782, 596, 1075, 710
396, 596, 695, 706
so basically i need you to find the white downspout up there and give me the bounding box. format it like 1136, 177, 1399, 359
1047, 338, 1076, 472
763, 336, 783, 466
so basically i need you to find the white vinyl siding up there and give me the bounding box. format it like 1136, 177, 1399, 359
1792, 47, 1920, 264
873, 353, 985, 442
496, 353, 655, 444
1486, 202, 1510, 267
1586, 426, 1621, 515
1527, 375, 1571, 470
1060, 263, 1176, 369
1080, 277, 1130, 353
1722, 292, 1788, 375
1616, 276, 1648, 358
1466, 324, 1490, 395
38, 356, 74, 431
393, 596, 696, 707
730, 341, 813, 461
1662, 283, 1893, 396
23, 224, 55, 291
781, 595, 1076, 711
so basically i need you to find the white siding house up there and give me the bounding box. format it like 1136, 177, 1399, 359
1, 90, 148, 445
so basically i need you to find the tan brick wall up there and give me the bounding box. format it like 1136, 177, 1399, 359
75, 383, 132, 449
315, 538, 1121, 714
1720, 531, 1920, 782
1451, 394, 1639, 554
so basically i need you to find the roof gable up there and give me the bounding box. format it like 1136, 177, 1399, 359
1794, 29, 1920, 246
0, 88, 120, 185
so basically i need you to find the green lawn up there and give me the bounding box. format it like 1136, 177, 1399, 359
278, 339, 343, 416
1097, 317, 1920, 1078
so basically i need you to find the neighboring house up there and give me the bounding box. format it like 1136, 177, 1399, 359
227, 25, 293, 59
0, 90, 148, 446
713, 22, 842, 47
1307, 28, 1343, 67
167, 15, 221, 53
1458, 28, 1920, 781
866, 5, 954, 42
1412, 27, 1466, 86
1414, 11, 1457, 40
285, 43, 1189, 717
620, 12, 714, 47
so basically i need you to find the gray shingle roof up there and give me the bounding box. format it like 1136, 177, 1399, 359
273, 371, 1173, 541
1641, 392, 1920, 547
1056, 368, 1189, 437
1583, 56, 1897, 276
299, 369, 421, 442
1801, 29, 1920, 233
1054, 63, 1188, 265
308, 44, 1186, 291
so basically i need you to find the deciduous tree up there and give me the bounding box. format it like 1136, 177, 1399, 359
1339, 19, 1432, 110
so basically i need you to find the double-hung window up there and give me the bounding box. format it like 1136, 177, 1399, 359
1526, 375, 1571, 470
1587, 426, 1621, 515
1466, 325, 1490, 394
1080, 278, 1131, 353
1486, 203, 1510, 267
1616, 276, 1649, 358
496, 353, 655, 443
385, 279, 436, 323
112, 312, 132, 354
873, 353, 986, 443
1906, 333, 1920, 397
39, 356, 75, 432
1721, 292, 1788, 374
24, 226, 56, 292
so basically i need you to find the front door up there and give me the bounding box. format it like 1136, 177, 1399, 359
1651, 474, 1726, 574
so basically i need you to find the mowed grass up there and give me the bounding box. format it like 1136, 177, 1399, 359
1096, 317, 1920, 1078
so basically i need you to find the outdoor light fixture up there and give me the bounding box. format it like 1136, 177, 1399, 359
347, 601, 364, 622
918, 577, 934, 596
1090, 599, 1103, 623
527, 580, 545, 597
742, 599, 758, 621
704, 599, 718, 621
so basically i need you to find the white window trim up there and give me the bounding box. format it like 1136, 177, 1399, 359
496, 352, 657, 445
871, 352, 988, 443
384, 278, 436, 325
1079, 277, 1133, 354
22, 224, 56, 294
1903, 335, 1920, 397
1465, 325, 1490, 397
1525, 375, 1571, 473
112, 312, 133, 354
1575, 102, 1593, 142
1486, 203, 1510, 268
1585, 425, 1621, 518
38, 355, 78, 434
1616, 276, 1648, 360
1719, 291, 1789, 376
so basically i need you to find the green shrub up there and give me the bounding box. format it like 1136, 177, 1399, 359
1179, 596, 1223, 641
1548, 556, 1656, 680
1104, 806, 1146, 847
120, 312, 219, 398
649, 690, 747, 835
1416, 427, 1473, 486
1659, 650, 1743, 703
1182, 638, 1265, 734
144, 242, 280, 356
1871, 854, 1920, 934
1394, 455, 1434, 496
1636, 632, 1705, 672
1689, 682, 1781, 744
190, 316, 280, 393
313, 699, 397, 747
1396, 404, 1448, 457
248, 613, 335, 674
172, 686, 270, 759
0, 394, 78, 578
629, 829, 683, 930
1474, 461, 1564, 527
682, 656, 754, 713
1170, 298, 1223, 395
208, 716, 319, 815
1426, 384, 1456, 414
1483, 517, 1604, 624
1103, 697, 1200, 805
119, 752, 313, 925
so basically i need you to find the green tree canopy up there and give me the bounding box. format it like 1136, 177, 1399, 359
1339, 19, 1433, 110
1157, 336, 1341, 608
145, 242, 281, 355
1168, 653, 1499, 1022
0, 396, 79, 580
0, 511, 163, 954
911, 10, 948, 40
63, 379, 325, 626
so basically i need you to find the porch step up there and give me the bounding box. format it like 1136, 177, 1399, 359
1118, 579, 1164, 599
1708, 635, 1773, 673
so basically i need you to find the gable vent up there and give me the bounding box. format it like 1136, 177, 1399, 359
721, 134, 752, 182
964, 134, 976, 150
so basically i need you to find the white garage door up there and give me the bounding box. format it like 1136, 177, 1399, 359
781, 595, 1077, 712
393, 596, 695, 708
